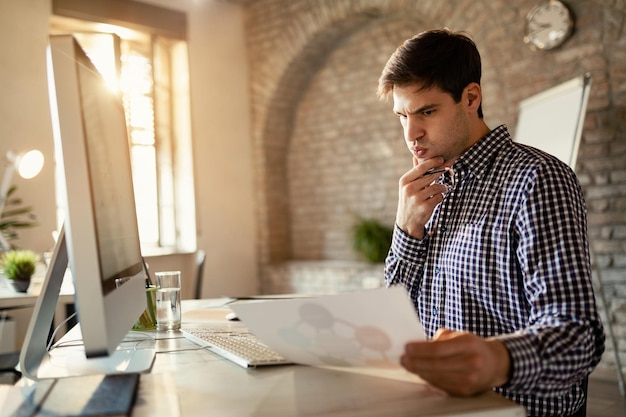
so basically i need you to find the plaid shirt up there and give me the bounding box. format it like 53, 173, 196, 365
385, 125, 605, 416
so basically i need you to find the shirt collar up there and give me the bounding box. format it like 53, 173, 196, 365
452, 124, 512, 181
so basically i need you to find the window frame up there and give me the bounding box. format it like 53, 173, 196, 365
50, 1, 196, 255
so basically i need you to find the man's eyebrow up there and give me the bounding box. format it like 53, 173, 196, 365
393, 103, 438, 115
410, 103, 438, 114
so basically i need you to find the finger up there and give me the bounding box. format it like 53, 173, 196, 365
433, 328, 457, 340
401, 354, 471, 382
422, 188, 446, 208
400, 157, 445, 185
402, 346, 482, 377
413, 155, 418, 168
406, 332, 469, 358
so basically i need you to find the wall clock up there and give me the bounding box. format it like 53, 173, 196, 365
524, 0, 575, 51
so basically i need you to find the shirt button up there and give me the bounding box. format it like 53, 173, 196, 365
440, 226, 447, 232
434, 267, 440, 275
432, 307, 438, 315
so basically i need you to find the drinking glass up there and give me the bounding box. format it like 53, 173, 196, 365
155, 271, 182, 331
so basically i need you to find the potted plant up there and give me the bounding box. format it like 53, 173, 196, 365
1, 249, 39, 292
0, 185, 39, 250
351, 217, 393, 263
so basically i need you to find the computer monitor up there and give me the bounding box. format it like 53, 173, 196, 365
19, 35, 155, 379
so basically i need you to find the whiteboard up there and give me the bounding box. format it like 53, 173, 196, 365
514, 74, 591, 169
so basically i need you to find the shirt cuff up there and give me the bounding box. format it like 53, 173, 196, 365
496, 332, 542, 390
391, 224, 429, 266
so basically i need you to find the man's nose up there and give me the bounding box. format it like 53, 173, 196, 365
405, 117, 424, 142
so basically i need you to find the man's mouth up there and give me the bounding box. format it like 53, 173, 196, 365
412, 147, 427, 158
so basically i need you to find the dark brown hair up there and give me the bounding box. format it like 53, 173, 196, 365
377, 29, 483, 118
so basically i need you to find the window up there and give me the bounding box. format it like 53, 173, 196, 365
50, 2, 196, 254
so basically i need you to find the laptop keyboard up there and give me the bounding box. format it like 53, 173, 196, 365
181, 327, 291, 368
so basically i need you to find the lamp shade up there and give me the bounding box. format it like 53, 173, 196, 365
10, 150, 45, 180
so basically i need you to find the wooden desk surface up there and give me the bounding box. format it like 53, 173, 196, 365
0, 283, 74, 310
6, 299, 527, 417
134, 299, 526, 417
0, 284, 75, 350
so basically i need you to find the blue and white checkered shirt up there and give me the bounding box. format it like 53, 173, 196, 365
385, 125, 605, 416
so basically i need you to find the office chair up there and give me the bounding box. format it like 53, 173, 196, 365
194, 249, 206, 299
0, 351, 21, 382
0, 307, 25, 383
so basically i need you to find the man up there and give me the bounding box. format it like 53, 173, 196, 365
378, 29, 605, 416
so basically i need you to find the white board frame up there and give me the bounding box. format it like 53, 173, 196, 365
514, 74, 591, 169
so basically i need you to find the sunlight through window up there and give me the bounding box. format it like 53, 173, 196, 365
50, 15, 194, 252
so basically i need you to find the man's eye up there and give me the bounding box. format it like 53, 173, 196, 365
422, 109, 434, 116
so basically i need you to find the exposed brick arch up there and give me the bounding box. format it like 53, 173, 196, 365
256, 15, 381, 265
250, 0, 520, 266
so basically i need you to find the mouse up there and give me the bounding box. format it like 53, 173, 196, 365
225, 311, 240, 321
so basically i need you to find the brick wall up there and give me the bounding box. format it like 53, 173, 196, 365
240, 0, 626, 376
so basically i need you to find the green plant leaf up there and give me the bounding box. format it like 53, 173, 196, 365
0, 185, 38, 249
351, 217, 393, 263
0, 249, 40, 280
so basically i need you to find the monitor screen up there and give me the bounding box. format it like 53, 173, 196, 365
72, 38, 143, 295
19, 35, 155, 379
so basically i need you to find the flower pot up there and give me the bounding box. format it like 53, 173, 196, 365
11, 279, 30, 293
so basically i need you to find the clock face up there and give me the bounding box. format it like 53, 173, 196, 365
524, 0, 574, 50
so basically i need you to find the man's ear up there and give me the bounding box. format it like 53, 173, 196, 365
464, 82, 482, 113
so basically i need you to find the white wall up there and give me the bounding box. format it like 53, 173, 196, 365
0, 0, 57, 253
0, 0, 258, 298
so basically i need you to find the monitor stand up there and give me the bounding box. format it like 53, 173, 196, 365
18, 226, 155, 380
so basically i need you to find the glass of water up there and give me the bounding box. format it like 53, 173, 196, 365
155, 271, 182, 331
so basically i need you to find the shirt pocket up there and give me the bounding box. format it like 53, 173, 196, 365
451, 218, 511, 301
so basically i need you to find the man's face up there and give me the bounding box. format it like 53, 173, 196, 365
392, 84, 473, 166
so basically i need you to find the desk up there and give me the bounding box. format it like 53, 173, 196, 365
0, 285, 74, 351
8, 299, 527, 417
150, 299, 525, 416
0, 288, 74, 311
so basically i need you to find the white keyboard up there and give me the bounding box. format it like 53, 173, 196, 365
181, 327, 292, 368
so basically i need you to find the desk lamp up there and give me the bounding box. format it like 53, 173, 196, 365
0, 150, 44, 250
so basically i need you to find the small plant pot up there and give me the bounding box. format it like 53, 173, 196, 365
11, 279, 30, 293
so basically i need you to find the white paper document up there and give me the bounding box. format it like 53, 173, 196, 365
230, 287, 425, 368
